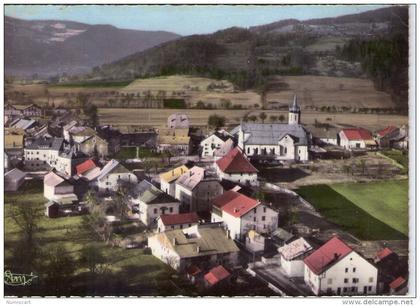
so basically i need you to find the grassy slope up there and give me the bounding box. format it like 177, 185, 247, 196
4, 180, 195, 296
296, 180, 408, 240
330, 180, 408, 236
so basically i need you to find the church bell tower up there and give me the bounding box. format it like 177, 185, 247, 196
288, 95, 301, 125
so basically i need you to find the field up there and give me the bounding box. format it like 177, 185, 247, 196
296, 180, 408, 241
98, 107, 408, 130
4, 180, 195, 296
265, 75, 395, 109
381, 149, 409, 172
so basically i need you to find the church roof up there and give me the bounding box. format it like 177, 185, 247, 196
289, 95, 300, 113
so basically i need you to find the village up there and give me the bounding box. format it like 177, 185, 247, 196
4, 94, 409, 296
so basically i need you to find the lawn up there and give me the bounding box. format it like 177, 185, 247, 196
381, 150, 409, 173
113, 147, 161, 160
296, 180, 408, 241
4, 179, 196, 296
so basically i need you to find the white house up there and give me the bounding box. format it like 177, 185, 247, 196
159, 165, 189, 197
175, 166, 223, 213
43, 170, 78, 203
4, 168, 26, 192
167, 113, 190, 129
304, 236, 378, 296
338, 128, 377, 150
215, 147, 258, 186
24, 137, 64, 170
96, 159, 137, 193
148, 224, 239, 272
278, 237, 313, 277
200, 130, 234, 158
157, 212, 200, 232
230, 97, 310, 162
131, 180, 180, 226
211, 190, 278, 240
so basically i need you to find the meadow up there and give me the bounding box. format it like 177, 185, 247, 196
296, 180, 408, 241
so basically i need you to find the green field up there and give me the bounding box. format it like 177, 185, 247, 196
113, 147, 161, 160
297, 180, 408, 240
381, 150, 409, 173
4, 180, 195, 296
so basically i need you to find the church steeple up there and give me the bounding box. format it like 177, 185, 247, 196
288, 95, 301, 124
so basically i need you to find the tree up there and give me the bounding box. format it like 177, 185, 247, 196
269, 115, 277, 122
208, 114, 226, 129
79, 245, 110, 276
248, 115, 257, 122
42, 246, 76, 294
259, 112, 267, 123
279, 114, 286, 123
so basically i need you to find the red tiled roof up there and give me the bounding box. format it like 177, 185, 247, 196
216, 147, 258, 174
389, 276, 406, 289
377, 126, 398, 137
76, 159, 96, 175
160, 212, 199, 226
220, 192, 259, 218
376, 247, 394, 261
341, 128, 373, 141
204, 265, 230, 286
213, 190, 242, 209
304, 236, 353, 275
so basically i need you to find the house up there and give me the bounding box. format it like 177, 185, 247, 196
118, 126, 157, 149
5, 134, 24, 152
245, 230, 266, 253
10, 118, 37, 131
204, 265, 232, 288
303, 236, 378, 296
63, 121, 78, 141
338, 128, 377, 150
211, 190, 278, 240
96, 159, 137, 193
175, 166, 223, 213
392, 125, 408, 150
200, 130, 234, 158
159, 165, 189, 197
215, 147, 258, 186
309, 126, 340, 146
167, 113, 190, 129
78, 134, 109, 158
186, 265, 204, 285
231, 97, 310, 162
157, 212, 200, 232
389, 277, 408, 295
24, 137, 64, 171
5, 104, 23, 116
43, 170, 78, 203
76, 159, 101, 182
375, 126, 401, 148
278, 237, 313, 277
130, 180, 180, 226
157, 128, 191, 155
374, 248, 408, 294
214, 138, 235, 159
97, 125, 122, 155
67, 126, 97, 144
56, 148, 89, 176
148, 223, 239, 272
4, 168, 26, 191
22, 104, 42, 117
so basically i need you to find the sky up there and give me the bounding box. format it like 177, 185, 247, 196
5, 4, 389, 36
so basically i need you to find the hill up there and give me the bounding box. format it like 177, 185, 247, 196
5, 16, 180, 77
87, 6, 408, 110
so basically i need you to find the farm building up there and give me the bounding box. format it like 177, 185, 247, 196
338, 128, 377, 150
157, 212, 200, 232
148, 223, 239, 272
4, 168, 26, 191
215, 147, 258, 186
303, 236, 378, 296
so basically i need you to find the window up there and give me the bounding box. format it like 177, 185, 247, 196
352, 278, 359, 284
169, 207, 173, 213
253, 208, 257, 214
343, 288, 348, 293
171, 226, 174, 229
368, 286, 372, 291
368, 277, 374, 283
344, 278, 348, 284
353, 268, 356, 273
253, 217, 256, 222
327, 278, 332, 285
263, 207, 266, 213
262, 216, 266, 221
154, 208, 158, 214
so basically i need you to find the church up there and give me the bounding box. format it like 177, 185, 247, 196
231, 96, 311, 162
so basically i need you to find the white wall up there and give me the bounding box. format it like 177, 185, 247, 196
216, 166, 258, 186
157, 219, 198, 232
97, 172, 137, 192
281, 256, 306, 277
201, 135, 225, 157
305, 251, 377, 296
139, 201, 179, 226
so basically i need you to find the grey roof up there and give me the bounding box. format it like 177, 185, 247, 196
134, 180, 177, 204
5, 168, 26, 181
26, 137, 64, 151
235, 122, 310, 146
